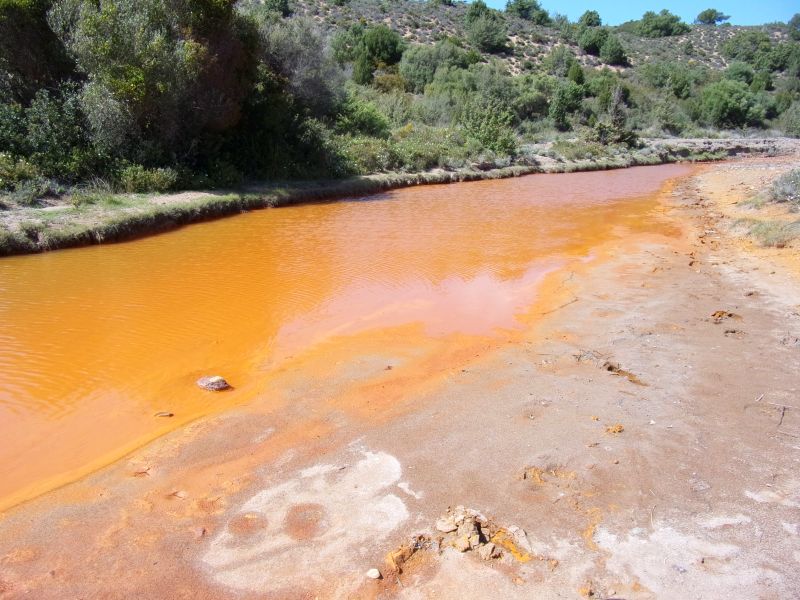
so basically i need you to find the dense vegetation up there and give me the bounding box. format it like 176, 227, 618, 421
1, 0, 800, 201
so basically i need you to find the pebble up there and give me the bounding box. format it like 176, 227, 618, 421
366, 568, 381, 580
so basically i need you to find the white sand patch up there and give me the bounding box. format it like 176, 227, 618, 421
698, 514, 752, 529
595, 524, 780, 597
201, 447, 409, 594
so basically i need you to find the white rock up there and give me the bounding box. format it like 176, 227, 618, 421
196, 375, 230, 391
366, 568, 381, 580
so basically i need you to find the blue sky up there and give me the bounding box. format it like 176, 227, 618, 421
482, 1, 797, 26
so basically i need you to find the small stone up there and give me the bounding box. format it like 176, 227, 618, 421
477, 542, 498, 560
196, 375, 230, 391
435, 517, 457, 533
452, 535, 471, 552
366, 568, 381, 580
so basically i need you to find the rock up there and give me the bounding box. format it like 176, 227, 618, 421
477, 542, 499, 561
452, 535, 471, 552
435, 517, 457, 533
196, 375, 230, 391
366, 568, 381, 580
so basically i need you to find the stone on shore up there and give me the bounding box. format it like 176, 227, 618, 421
196, 375, 230, 391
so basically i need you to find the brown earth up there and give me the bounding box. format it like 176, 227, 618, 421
0, 156, 799, 599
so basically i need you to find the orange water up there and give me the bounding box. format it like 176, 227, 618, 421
0, 164, 691, 510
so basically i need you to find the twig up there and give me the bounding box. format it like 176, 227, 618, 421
778, 405, 787, 428
540, 297, 578, 316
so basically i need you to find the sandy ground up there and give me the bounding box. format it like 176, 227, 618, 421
1, 157, 799, 599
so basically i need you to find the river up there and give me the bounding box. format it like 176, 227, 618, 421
0, 164, 690, 511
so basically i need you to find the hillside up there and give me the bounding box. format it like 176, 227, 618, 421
0, 0, 799, 215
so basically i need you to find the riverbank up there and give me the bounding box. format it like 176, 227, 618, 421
1, 137, 798, 257
1, 157, 799, 598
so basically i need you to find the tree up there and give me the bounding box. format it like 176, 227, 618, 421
599, 35, 627, 66
262, 0, 291, 17
695, 9, 730, 25
578, 10, 601, 27
466, 0, 492, 25
637, 10, 690, 37
505, 0, 550, 25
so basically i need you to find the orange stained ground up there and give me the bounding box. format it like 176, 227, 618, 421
0, 164, 692, 511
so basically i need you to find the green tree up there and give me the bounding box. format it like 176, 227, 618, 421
638, 10, 690, 37
724, 61, 755, 85
465, 0, 492, 25
578, 10, 601, 27
695, 9, 730, 25
460, 97, 516, 154
262, 0, 291, 17
505, 0, 550, 25
599, 35, 627, 66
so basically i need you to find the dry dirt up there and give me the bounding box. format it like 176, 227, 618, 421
1, 157, 799, 599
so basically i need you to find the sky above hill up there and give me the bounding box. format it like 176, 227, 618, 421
482, 1, 796, 26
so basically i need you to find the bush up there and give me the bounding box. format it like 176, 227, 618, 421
0, 153, 38, 190
780, 102, 800, 137
118, 165, 178, 193
399, 41, 468, 93
578, 27, 608, 56
543, 46, 578, 77
362, 25, 405, 66
699, 79, 761, 127
599, 35, 627, 66
336, 95, 391, 138
262, 0, 290, 17
721, 31, 780, 71
459, 97, 516, 155
768, 169, 800, 204
637, 10, 690, 37
549, 81, 583, 130
724, 61, 755, 85
467, 13, 508, 53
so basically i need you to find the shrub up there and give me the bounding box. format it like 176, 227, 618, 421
0, 153, 38, 190
578, 27, 608, 56
549, 81, 583, 130
780, 102, 800, 137
699, 79, 761, 127
768, 169, 800, 204
637, 10, 690, 38
505, 0, 550, 25
336, 95, 391, 138
262, 0, 290, 17
362, 25, 405, 66
721, 31, 779, 71
399, 41, 468, 93
724, 62, 755, 85
695, 9, 729, 25
790, 13, 800, 41
543, 46, 578, 77
578, 10, 602, 27
467, 13, 508, 53
118, 165, 178, 193
459, 97, 516, 155
599, 35, 627, 66
0, 101, 26, 157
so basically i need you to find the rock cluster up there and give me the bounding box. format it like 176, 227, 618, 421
434, 506, 501, 560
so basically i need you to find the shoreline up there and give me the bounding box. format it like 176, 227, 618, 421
2, 136, 798, 258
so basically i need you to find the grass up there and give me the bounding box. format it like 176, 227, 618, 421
734, 218, 800, 248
